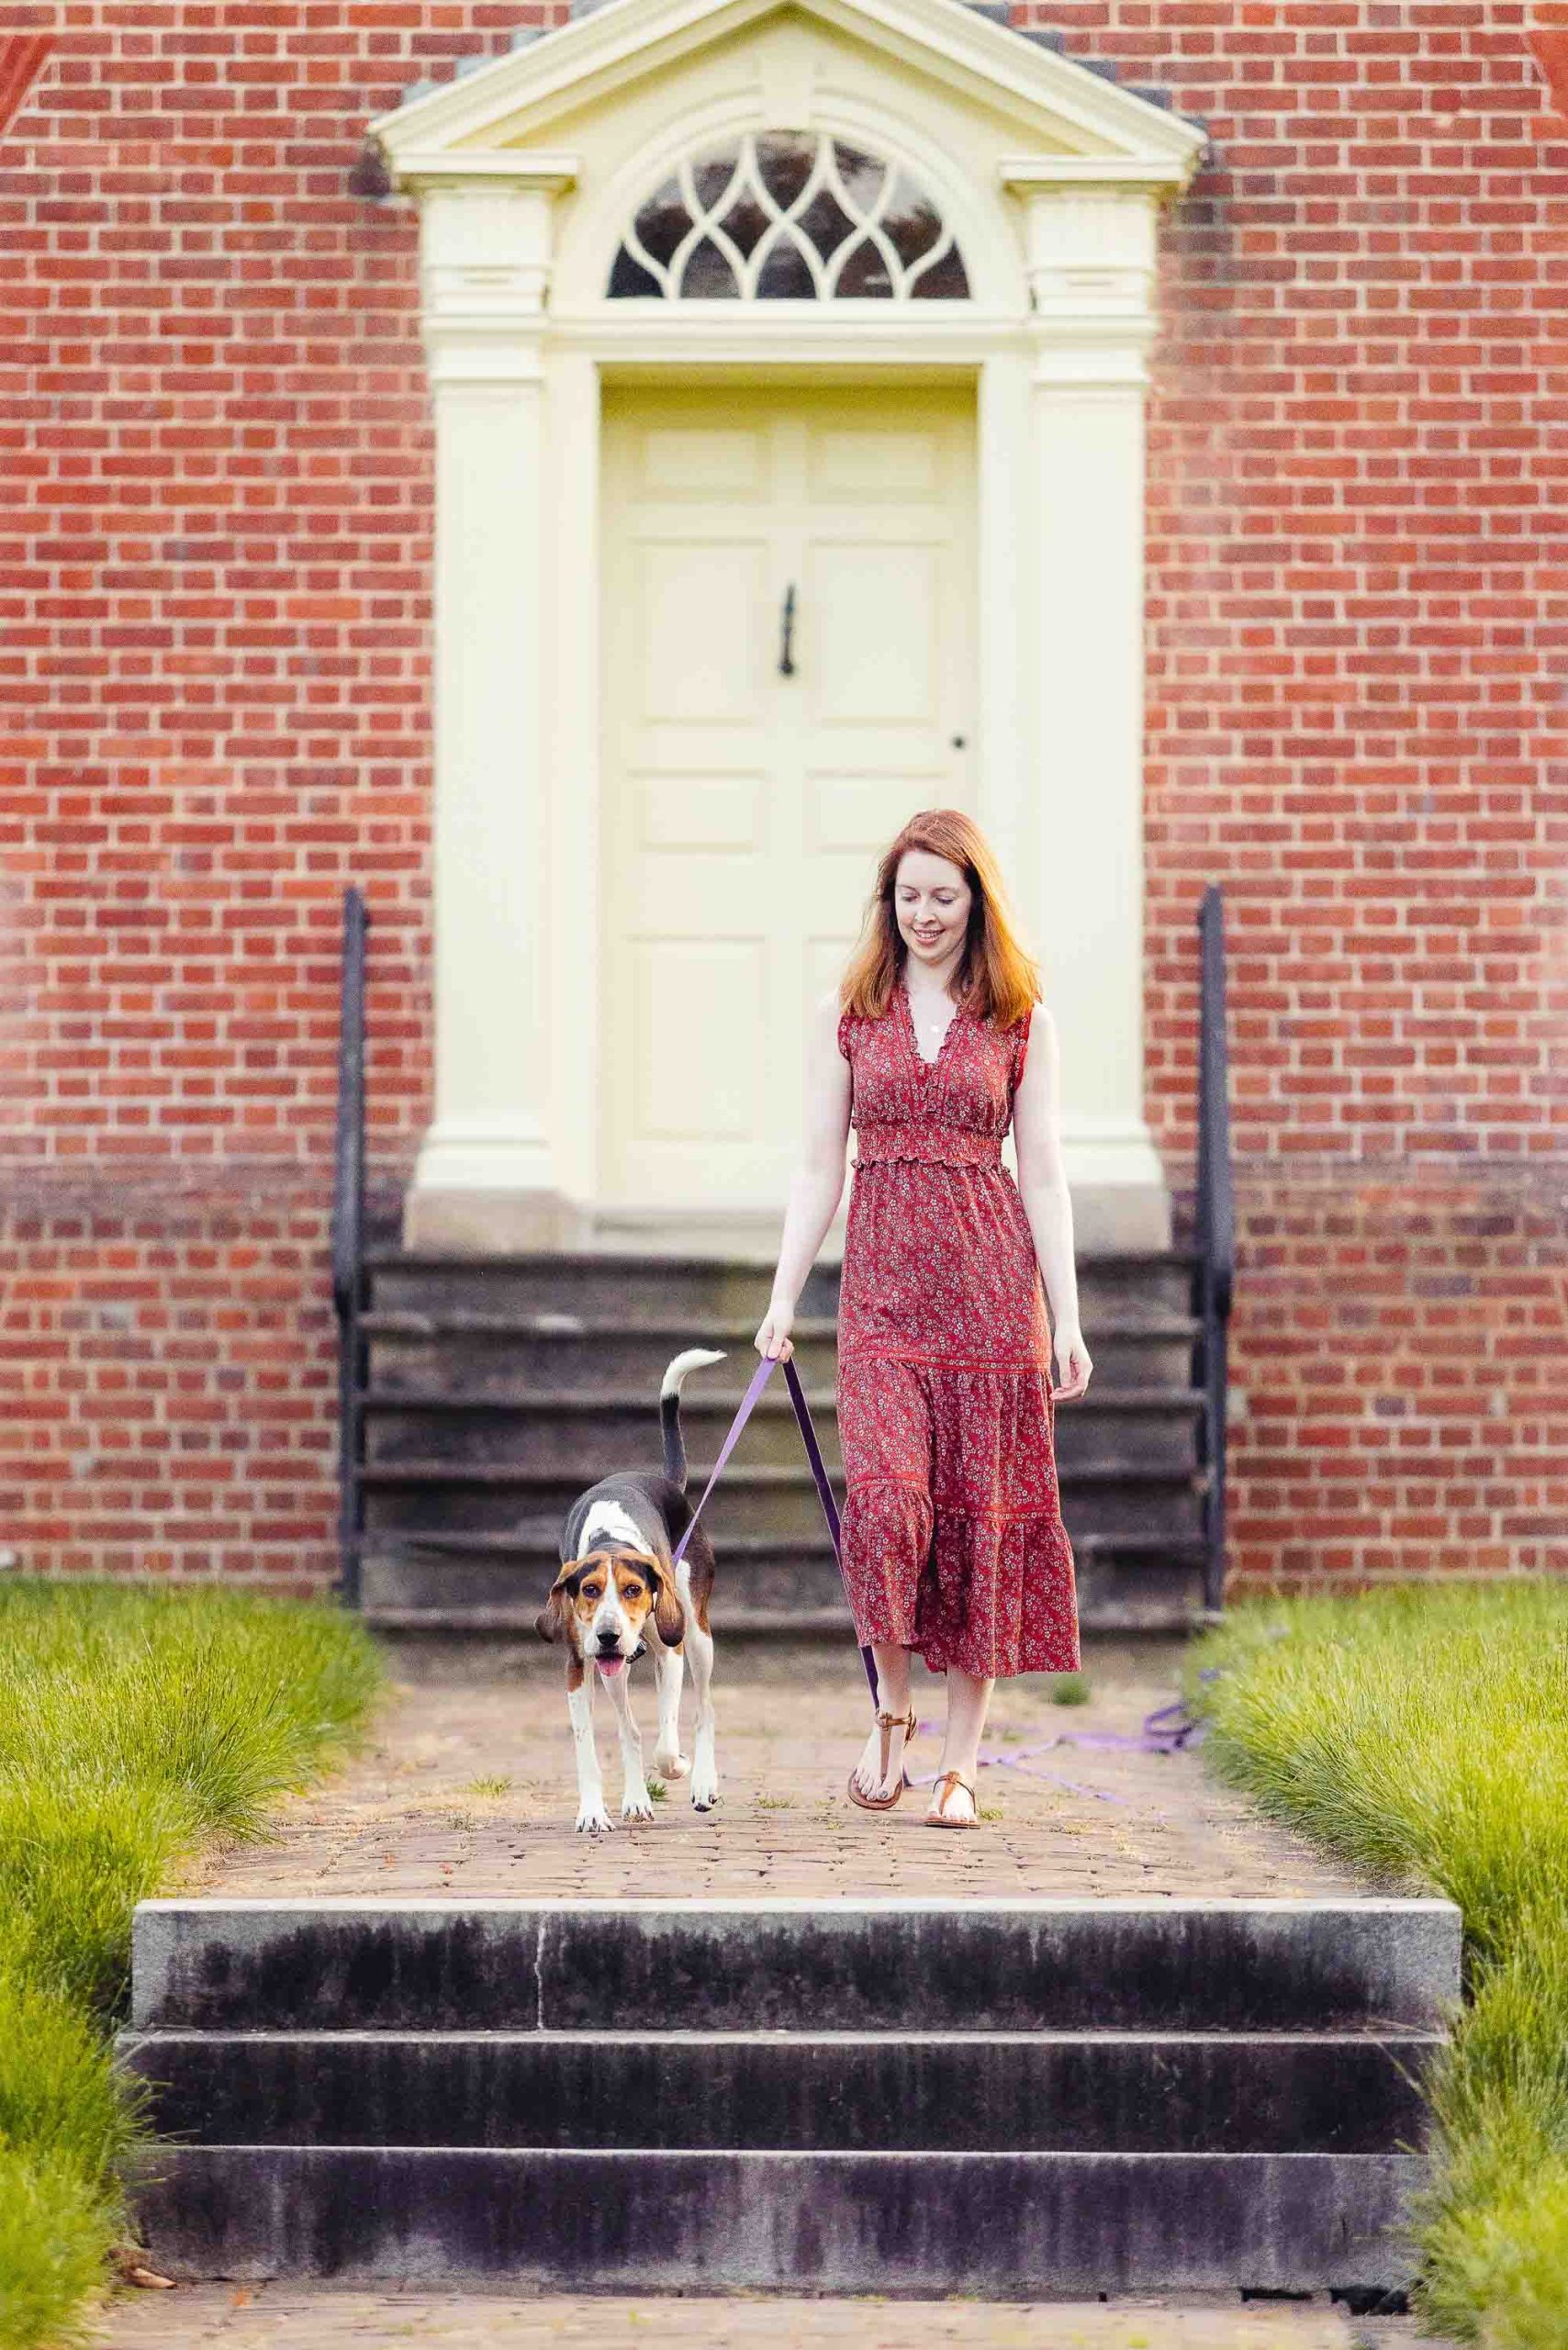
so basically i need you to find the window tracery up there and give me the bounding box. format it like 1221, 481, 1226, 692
608, 130, 970, 302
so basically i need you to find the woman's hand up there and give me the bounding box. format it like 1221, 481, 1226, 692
755, 1303, 795, 1362
1050, 1325, 1092, 1401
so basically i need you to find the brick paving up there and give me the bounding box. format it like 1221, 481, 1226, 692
182, 1637, 1392, 1902
95, 2284, 1449, 2350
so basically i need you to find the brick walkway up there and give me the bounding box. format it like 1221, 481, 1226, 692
183, 1637, 1388, 1902
95, 2284, 1446, 2349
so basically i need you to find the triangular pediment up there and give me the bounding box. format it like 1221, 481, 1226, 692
369, 0, 1205, 185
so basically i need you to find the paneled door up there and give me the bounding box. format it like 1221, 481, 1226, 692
599, 381, 977, 1210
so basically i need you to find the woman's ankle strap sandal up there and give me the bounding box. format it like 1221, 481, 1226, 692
846, 1706, 917, 1812
924, 1769, 980, 1830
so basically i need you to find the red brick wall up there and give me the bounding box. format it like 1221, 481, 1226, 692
3, 3, 1564, 1592
0, 1199, 338, 1588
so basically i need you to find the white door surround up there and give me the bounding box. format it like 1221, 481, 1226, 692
369, 0, 1205, 1254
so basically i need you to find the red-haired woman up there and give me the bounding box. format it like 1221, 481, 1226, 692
756, 811, 1091, 1830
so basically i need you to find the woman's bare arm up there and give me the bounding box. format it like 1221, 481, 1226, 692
1012, 1005, 1092, 1399
756, 990, 853, 1360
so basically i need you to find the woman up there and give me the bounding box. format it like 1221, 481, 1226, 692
755, 810, 1091, 1830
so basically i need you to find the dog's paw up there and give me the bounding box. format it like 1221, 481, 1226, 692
622, 1787, 656, 1823
690, 1777, 722, 1813
654, 1750, 691, 1782
576, 1802, 614, 1834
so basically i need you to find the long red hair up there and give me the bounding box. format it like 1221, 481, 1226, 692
838, 809, 1042, 1033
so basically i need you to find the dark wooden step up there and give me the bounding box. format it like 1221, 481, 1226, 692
366, 1249, 1198, 1325
358, 1314, 1199, 1398
358, 1461, 1206, 1544
355, 1388, 1206, 1476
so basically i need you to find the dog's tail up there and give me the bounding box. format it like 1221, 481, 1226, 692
660, 1347, 726, 1490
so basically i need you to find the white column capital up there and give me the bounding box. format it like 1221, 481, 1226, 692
412, 164, 577, 386
1003, 178, 1161, 388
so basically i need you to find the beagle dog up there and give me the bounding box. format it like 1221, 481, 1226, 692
536, 1347, 725, 1833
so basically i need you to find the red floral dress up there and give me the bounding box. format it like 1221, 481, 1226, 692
834, 977, 1081, 1679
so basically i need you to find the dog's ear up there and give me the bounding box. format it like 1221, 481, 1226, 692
647, 1556, 687, 1647
536, 1561, 580, 1646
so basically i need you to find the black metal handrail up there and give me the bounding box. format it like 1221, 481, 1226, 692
1194, 883, 1235, 1615
330, 885, 369, 1606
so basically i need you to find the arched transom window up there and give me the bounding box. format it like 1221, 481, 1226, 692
608, 130, 971, 302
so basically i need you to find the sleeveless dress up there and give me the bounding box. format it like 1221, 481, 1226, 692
834, 978, 1081, 1679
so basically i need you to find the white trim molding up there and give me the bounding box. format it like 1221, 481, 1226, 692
382, 0, 1202, 1251
368, 0, 1206, 180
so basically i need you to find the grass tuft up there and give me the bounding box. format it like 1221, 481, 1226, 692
0, 1578, 381, 2349
1188, 1581, 1568, 2346
0, 2151, 116, 2350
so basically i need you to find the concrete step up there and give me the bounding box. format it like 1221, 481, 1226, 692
357, 1390, 1206, 1476
125, 2143, 1425, 2290
130, 1899, 1462, 2035
358, 1315, 1199, 1397
359, 1461, 1207, 1542
119, 2026, 1441, 2155
366, 1250, 1198, 1326
355, 1531, 1210, 1633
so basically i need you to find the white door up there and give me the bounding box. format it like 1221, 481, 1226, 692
599, 382, 978, 1210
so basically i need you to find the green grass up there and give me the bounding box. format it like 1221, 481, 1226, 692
1187, 1581, 1568, 2348
0, 1577, 381, 2348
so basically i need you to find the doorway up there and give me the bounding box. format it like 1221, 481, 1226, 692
599, 379, 979, 1210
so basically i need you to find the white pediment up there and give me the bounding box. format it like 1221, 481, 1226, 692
368, 0, 1206, 188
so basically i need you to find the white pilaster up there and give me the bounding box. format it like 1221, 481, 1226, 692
406, 163, 577, 1230
1010, 175, 1171, 1247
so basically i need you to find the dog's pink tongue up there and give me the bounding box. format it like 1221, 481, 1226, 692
596, 1657, 626, 1679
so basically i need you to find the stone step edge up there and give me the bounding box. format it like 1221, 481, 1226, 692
119, 2024, 1449, 2048
125, 2144, 1422, 2292
130, 1895, 1462, 2032
138, 1889, 1457, 1908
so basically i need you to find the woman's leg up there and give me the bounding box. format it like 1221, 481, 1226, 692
928, 1664, 994, 1825
849, 1640, 913, 1801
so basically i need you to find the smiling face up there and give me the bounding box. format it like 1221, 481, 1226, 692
892, 848, 972, 980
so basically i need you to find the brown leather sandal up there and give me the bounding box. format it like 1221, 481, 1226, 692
846, 1707, 917, 1811
924, 1769, 980, 1830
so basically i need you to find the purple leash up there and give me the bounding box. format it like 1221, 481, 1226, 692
669, 1352, 880, 1707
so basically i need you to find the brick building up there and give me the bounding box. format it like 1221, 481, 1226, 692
3, 2, 1565, 1614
